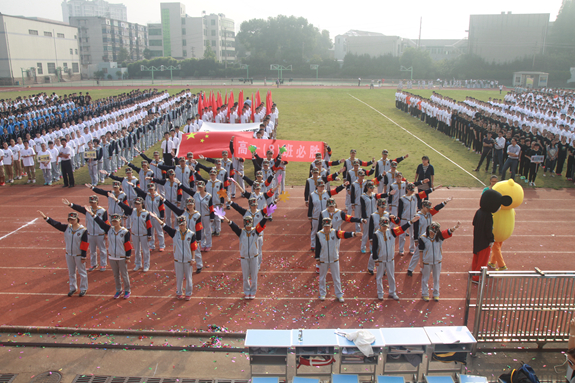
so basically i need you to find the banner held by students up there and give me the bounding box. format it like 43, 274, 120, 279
233, 137, 325, 163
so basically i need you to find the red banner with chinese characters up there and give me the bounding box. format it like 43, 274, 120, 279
233, 137, 325, 162
176, 131, 253, 158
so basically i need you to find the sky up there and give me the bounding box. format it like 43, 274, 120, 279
2, 0, 565, 41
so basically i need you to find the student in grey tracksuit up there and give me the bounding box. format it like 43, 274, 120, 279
115, 196, 153, 272
162, 196, 204, 273
367, 199, 400, 275
408, 198, 451, 276
153, 214, 198, 300
39, 210, 89, 297
419, 221, 460, 301
230, 198, 272, 268
132, 183, 166, 251
371, 216, 418, 300
92, 212, 132, 299
315, 217, 361, 302
64, 195, 108, 272
149, 169, 183, 228
223, 214, 268, 300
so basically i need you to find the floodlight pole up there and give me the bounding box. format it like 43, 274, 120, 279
270, 64, 292, 80
240, 64, 249, 79
165, 65, 181, 83
310, 64, 319, 79
141, 65, 163, 84
400, 66, 413, 81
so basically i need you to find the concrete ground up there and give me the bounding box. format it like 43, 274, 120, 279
0, 332, 570, 383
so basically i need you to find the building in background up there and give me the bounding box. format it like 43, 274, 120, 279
151, 2, 235, 62
335, 30, 392, 61
62, 0, 127, 23
0, 14, 80, 85
403, 39, 468, 61
468, 12, 550, 64
69, 16, 147, 72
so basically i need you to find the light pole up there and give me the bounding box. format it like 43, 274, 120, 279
400, 65, 413, 81
270, 64, 292, 81
240, 64, 249, 80
164, 65, 181, 83
310, 64, 319, 80
140, 65, 162, 84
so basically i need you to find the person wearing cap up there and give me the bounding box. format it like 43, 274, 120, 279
349, 169, 374, 231
228, 136, 245, 198
375, 150, 409, 193
389, 173, 429, 219
151, 213, 198, 301
308, 148, 342, 177
89, 210, 132, 299
136, 148, 165, 195
161, 196, 204, 273
419, 221, 460, 301
38, 210, 89, 297
372, 215, 419, 300
147, 169, 183, 228
124, 158, 155, 191
222, 213, 268, 299
409, 197, 452, 276
304, 167, 342, 204
345, 159, 375, 213
203, 150, 235, 196
63, 196, 109, 272
242, 167, 276, 197
156, 157, 195, 199
308, 179, 348, 251
360, 181, 396, 253
315, 217, 362, 302
230, 197, 273, 268
88, 181, 128, 215
342, 149, 374, 180
252, 148, 280, 178
398, 182, 442, 255
233, 177, 279, 213
105, 168, 139, 209
131, 182, 166, 252
180, 179, 214, 251
113, 194, 153, 272
366, 198, 400, 274
193, 167, 225, 236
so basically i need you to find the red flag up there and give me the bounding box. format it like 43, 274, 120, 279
177, 131, 253, 158
217, 92, 222, 109
198, 93, 204, 119
227, 91, 234, 120
266, 91, 272, 116
233, 137, 325, 163
224, 92, 228, 106
251, 93, 255, 123
211, 92, 217, 121
237, 90, 244, 123
255, 90, 261, 107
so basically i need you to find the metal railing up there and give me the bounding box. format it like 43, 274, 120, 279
464, 267, 575, 350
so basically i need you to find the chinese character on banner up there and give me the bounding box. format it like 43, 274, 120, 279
284, 144, 294, 158
268, 144, 275, 154
238, 140, 248, 155
309, 145, 320, 159
296, 145, 306, 158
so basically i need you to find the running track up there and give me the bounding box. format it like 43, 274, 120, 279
0, 185, 573, 332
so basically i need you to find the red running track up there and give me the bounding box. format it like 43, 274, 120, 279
0, 185, 573, 332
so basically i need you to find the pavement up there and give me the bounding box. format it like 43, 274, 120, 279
0, 332, 570, 383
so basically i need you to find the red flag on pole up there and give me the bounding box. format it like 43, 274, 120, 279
255, 90, 261, 107
224, 92, 228, 106
266, 91, 272, 116
198, 93, 204, 119
217, 92, 222, 109
212, 93, 217, 121
227, 91, 234, 120
238, 90, 244, 116
251, 93, 255, 122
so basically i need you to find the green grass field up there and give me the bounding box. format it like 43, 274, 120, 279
2, 87, 573, 189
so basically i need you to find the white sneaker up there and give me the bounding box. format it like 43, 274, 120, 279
337, 297, 345, 303
133, 266, 140, 271
319, 296, 326, 301
32, 180, 36, 183
143, 266, 149, 272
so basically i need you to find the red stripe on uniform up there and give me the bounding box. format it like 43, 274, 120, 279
124, 242, 133, 251
146, 220, 152, 229
196, 222, 203, 231
393, 226, 404, 236
190, 240, 198, 251
80, 241, 89, 251
158, 204, 165, 211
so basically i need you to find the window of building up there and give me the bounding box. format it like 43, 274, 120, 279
182, 39, 186, 46
47, 63, 56, 74
57, 33, 65, 38
183, 50, 187, 57
204, 29, 207, 36
37, 63, 43, 75
74, 35, 77, 39
29, 30, 38, 35
182, 28, 186, 35
212, 40, 216, 47
75, 49, 78, 54
149, 40, 162, 46
204, 40, 209, 47
72, 63, 79, 73
211, 30, 215, 36
149, 29, 161, 35
211, 19, 215, 25
63, 62, 68, 69
44, 31, 53, 37
181, 18, 185, 25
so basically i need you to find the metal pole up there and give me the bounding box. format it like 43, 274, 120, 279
21, 68, 25, 87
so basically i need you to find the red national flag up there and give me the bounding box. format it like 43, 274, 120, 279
251, 93, 255, 122
177, 131, 253, 158
211, 92, 217, 120
266, 91, 272, 116
224, 92, 228, 106
238, 90, 244, 110
233, 137, 325, 163
217, 92, 223, 109
227, 91, 234, 120
255, 90, 261, 107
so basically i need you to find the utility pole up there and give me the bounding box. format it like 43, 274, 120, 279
418, 17, 422, 48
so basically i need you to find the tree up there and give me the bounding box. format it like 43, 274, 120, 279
117, 48, 130, 63
93, 70, 105, 80
203, 44, 216, 61
116, 70, 123, 79
143, 48, 153, 60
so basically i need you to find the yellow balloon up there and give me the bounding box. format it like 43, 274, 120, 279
492, 179, 524, 242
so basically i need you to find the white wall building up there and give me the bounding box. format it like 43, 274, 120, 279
0, 14, 81, 85
62, 0, 127, 23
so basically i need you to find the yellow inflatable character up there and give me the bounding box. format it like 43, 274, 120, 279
489, 179, 524, 270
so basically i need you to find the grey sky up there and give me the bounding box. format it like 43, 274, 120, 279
2, 0, 564, 40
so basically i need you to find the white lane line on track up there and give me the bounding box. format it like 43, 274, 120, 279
0, 218, 38, 241
349, 94, 486, 187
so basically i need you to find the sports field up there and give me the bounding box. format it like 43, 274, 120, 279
3, 86, 572, 189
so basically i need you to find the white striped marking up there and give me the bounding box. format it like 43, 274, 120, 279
349, 94, 486, 186
0, 218, 38, 241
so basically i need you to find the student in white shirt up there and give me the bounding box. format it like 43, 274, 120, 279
37, 142, 53, 185
9, 139, 22, 180
2, 142, 13, 183
21, 140, 36, 183
0, 145, 4, 186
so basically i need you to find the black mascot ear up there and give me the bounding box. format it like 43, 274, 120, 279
501, 195, 513, 207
